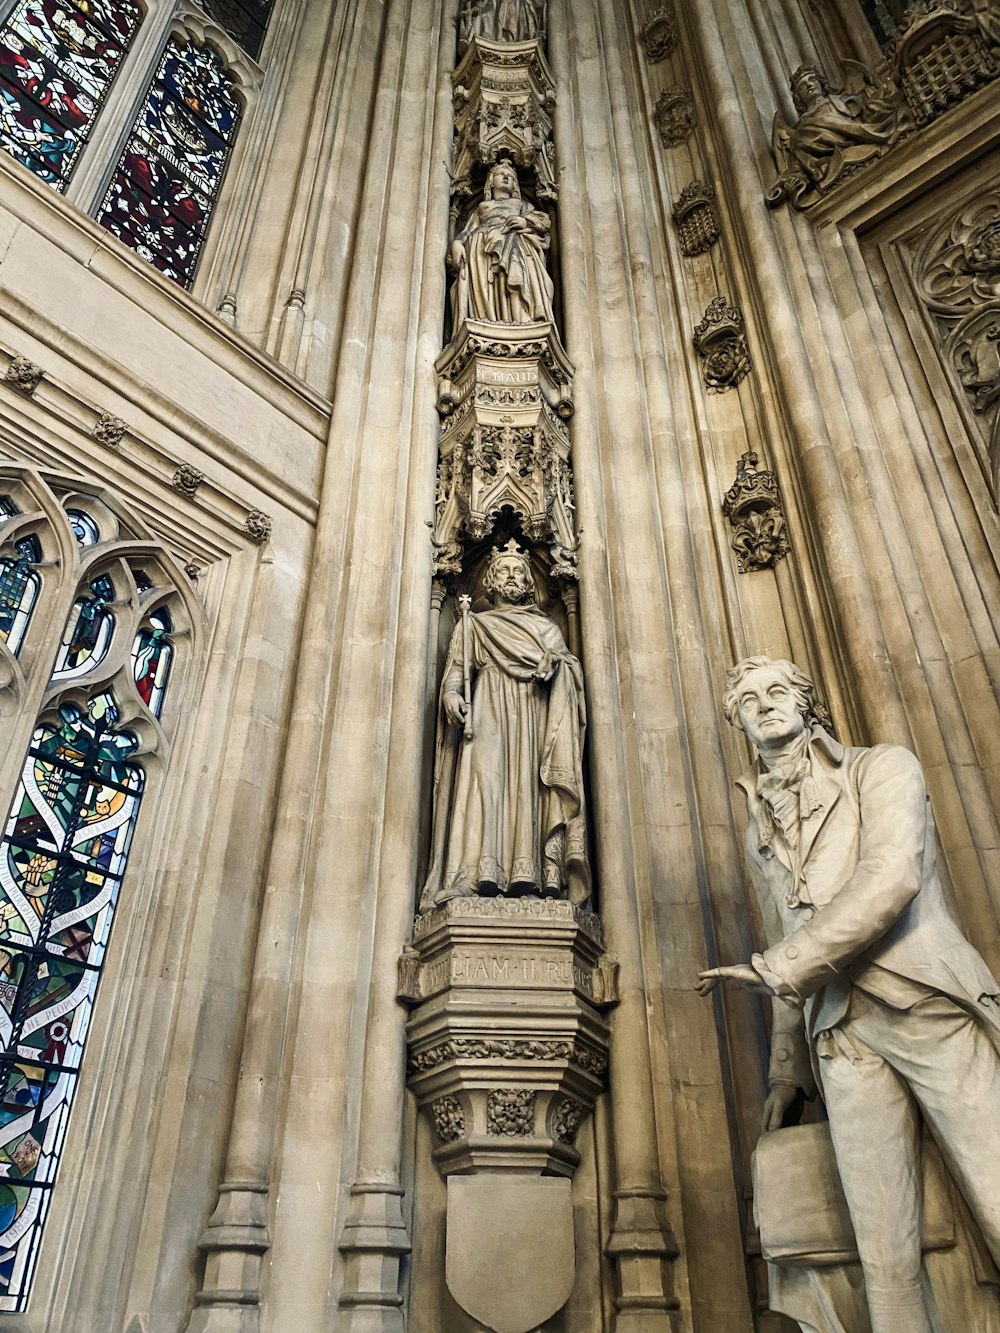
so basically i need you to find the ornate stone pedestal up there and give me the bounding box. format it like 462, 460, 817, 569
399, 898, 617, 1332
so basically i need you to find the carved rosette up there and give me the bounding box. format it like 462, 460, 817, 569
694, 296, 752, 392
653, 85, 696, 147
434, 319, 577, 579
92, 413, 128, 448
400, 897, 617, 1176
452, 38, 558, 202
672, 179, 721, 256
722, 450, 790, 572
4, 355, 42, 396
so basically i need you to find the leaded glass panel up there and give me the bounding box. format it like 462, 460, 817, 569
94, 39, 243, 288
64, 509, 100, 548
0, 537, 41, 655
51, 573, 114, 679
0, 1, 142, 189
0, 580, 173, 1309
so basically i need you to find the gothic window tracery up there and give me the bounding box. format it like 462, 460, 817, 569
0, 0, 142, 188
0, 2, 275, 290
0, 468, 189, 1312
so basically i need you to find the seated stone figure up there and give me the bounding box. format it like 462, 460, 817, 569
698, 656, 1000, 1333
767, 63, 902, 209
450, 160, 555, 327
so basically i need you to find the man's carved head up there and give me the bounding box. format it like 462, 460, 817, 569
484, 540, 536, 605
723, 656, 822, 744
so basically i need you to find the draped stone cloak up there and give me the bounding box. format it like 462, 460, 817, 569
419, 603, 590, 911
451, 197, 555, 327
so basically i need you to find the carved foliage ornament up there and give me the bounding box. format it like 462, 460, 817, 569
909, 188, 1000, 488
672, 179, 721, 256
171, 463, 205, 497
639, 7, 679, 62
653, 86, 696, 147
693, 297, 752, 392
551, 1097, 586, 1144
487, 1088, 535, 1136
244, 508, 272, 545
5, 356, 42, 396
768, 2, 1000, 210
721, 450, 790, 572
92, 413, 127, 448
432, 1095, 466, 1143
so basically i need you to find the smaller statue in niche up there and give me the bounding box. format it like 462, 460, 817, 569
767, 63, 903, 210
419, 542, 590, 911
460, 0, 545, 46
450, 161, 555, 327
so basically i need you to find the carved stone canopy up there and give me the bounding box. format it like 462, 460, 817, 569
434, 319, 577, 580
451, 37, 557, 201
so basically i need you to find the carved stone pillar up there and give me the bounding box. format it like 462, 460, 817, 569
400, 898, 617, 1331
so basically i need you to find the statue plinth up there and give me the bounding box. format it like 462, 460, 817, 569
432, 321, 577, 578
400, 897, 616, 1332
400, 897, 615, 1175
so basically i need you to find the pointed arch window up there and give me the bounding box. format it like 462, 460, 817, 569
0, 474, 189, 1312
94, 35, 243, 287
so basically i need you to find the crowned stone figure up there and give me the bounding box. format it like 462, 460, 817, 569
450, 161, 555, 327
419, 543, 590, 911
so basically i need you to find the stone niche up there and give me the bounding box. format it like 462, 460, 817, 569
399, 897, 618, 1332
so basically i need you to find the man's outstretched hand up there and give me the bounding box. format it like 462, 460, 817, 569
696, 963, 773, 997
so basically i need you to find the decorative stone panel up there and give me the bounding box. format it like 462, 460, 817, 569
639, 7, 678, 62
694, 296, 752, 392
672, 179, 721, 256
722, 450, 790, 572
653, 85, 696, 147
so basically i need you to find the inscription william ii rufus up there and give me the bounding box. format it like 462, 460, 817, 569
419, 948, 594, 999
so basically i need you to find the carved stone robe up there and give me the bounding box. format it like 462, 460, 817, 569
451, 196, 554, 326
419, 602, 590, 911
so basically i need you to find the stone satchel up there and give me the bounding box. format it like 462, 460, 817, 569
752, 1122, 955, 1266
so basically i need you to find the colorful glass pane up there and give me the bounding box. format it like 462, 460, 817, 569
64, 509, 99, 548
201, 0, 273, 62
130, 608, 171, 718
0, 688, 146, 1311
94, 40, 242, 290
52, 573, 114, 680
0, 537, 41, 656
0, 1, 142, 190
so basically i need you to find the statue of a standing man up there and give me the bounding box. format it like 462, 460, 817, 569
698, 656, 1000, 1333
419, 543, 590, 911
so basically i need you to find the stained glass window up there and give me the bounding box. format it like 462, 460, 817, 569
64, 508, 100, 548
0, 0, 142, 188
52, 573, 114, 679
94, 38, 243, 288
201, 0, 273, 61
0, 549, 173, 1311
